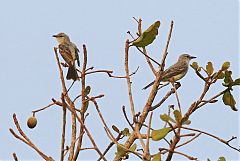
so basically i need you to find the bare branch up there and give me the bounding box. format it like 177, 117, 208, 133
10, 114, 54, 161
82, 66, 139, 79
74, 44, 88, 160
32, 102, 56, 114
149, 82, 181, 111
97, 133, 123, 161
143, 47, 157, 76
60, 94, 67, 161
197, 88, 229, 109
160, 21, 174, 71
12, 153, 18, 161
170, 81, 182, 113
143, 111, 153, 161
135, 47, 161, 66
160, 148, 198, 160
182, 126, 240, 152
176, 133, 201, 148
125, 39, 146, 149
125, 39, 136, 119
122, 106, 134, 130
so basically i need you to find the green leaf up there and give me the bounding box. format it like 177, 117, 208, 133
222, 71, 234, 88
232, 78, 240, 86
112, 125, 120, 133
222, 62, 230, 70
160, 114, 176, 123
224, 71, 233, 83
182, 120, 191, 125
207, 159, 211, 161
160, 114, 169, 122
152, 152, 161, 161
222, 91, 237, 111
217, 71, 225, 79
129, 143, 137, 152
173, 110, 182, 124
116, 144, 127, 158
83, 100, 89, 113
191, 62, 199, 70
84, 86, 91, 95
122, 128, 130, 136
151, 127, 170, 141
217, 156, 226, 161
206, 62, 214, 75
132, 21, 160, 47
181, 116, 188, 123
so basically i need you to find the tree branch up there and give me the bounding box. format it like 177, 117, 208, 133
10, 114, 54, 161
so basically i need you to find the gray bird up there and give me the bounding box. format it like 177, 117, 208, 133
143, 54, 196, 90
53, 33, 80, 81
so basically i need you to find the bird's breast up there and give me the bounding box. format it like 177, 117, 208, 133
171, 71, 187, 81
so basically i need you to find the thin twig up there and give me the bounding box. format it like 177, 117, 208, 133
143, 112, 153, 160
10, 114, 54, 161
12, 153, 18, 161
73, 44, 88, 161
32, 102, 56, 114
197, 88, 229, 109
149, 83, 181, 111
143, 47, 157, 76
159, 148, 198, 160
182, 126, 240, 152
170, 81, 182, 114
176, 133, 201, 149
78, 147, 95, 151
90, 97, 116, 141
125, 39, 146, 149
179, 133, 196, 137
125, 40, 136, 118
122, 106, 134, 130
166, 125, 181, 161
60, 94, 67, 161
97, 133, 123, 161
135, 47, 161, 66
160, 21, 174, 71
79, 67, 139, 79
168, 122, 177, 137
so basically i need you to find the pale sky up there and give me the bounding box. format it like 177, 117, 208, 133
0, 0, 239, 160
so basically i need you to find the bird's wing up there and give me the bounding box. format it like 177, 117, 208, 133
59, 44, 74, 65
73, 43, 80, 67
162, 62, 188, 80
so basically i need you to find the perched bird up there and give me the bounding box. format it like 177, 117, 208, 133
53, 32, 80, 81
143, 54, 196, 90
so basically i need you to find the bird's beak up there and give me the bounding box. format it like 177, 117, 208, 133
52, 35, 57, 37
190, 56, 197, 59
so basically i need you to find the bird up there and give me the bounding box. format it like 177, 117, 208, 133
53, 32, 80, 81
143, 54, 196, 90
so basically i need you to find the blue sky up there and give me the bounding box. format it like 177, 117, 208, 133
0, 0, 239, 160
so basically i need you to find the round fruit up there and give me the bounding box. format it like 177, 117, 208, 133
27, 116, 37, 129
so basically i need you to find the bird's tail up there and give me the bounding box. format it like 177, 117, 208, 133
142, 81, 155, 90
66, 65, 79, 81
